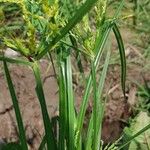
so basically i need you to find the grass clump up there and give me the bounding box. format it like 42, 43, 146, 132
0, 0, 150, 150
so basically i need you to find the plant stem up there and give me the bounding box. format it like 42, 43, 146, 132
32, 61, 57, 150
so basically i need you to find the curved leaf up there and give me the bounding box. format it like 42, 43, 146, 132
112, 23, 126, 97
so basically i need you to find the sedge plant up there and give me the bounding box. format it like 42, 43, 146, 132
0, 0, 150, 150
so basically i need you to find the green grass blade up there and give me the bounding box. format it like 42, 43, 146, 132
112, 23, 126, 97
32, 62, 57, 150
119, 123, 150, 150
85, 114, 93, 150
113, 0, 125, 19
91, 62, 98, 150
58, 48, 76, 150
0, 56, 32, 66
36, 0, 99, 59
58, 57, 67, 150
38, 135, 46, 150
75, 0, 125, 145
66, 53, 76, 149
95, 48, 111, 149
3, 61, 28, 150
86, 49, 110, 150
75, 23, 112, 149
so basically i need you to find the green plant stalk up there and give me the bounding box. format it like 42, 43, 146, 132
75, 23, 112, 149
76, 0, 126, 144
3, 61, 28, 150
91, 61, 98, 150
66, 52, 76, 149
95, 48, 111, 149
36, 0, 99, 60
32, 61, 56, 150
85, 48, 110, 150
58, 48, 76, 149
85, 113, 93, 150
58, 58, 67, 150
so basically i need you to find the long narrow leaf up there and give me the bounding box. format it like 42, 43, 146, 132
95, 48, 111, 149
91, 62, 98, 150
32, 62, 57, 150
58, 56, 67, 150
66, 53, 76, 149
0, 56, 32, 66
112, 23, 126, 97
85, 49, 111, 150
76, 0, 125, 144
3, 61, 28, 150
85, 114, 93, 150
75, 23, 112, 149
119, 123, 150, 150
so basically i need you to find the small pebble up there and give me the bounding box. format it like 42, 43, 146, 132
4, 48, 20, 58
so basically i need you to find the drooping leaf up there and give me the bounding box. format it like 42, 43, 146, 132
113, 23, 126, 97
